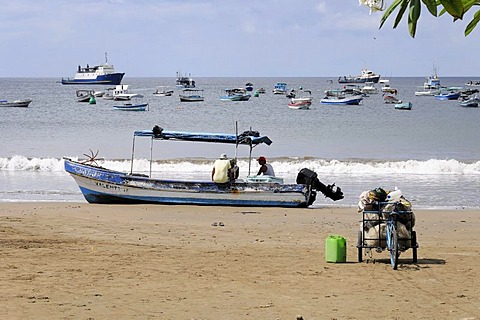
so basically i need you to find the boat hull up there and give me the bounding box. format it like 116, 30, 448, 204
0, 99, 32, 108
434, 92, 460, 100
394, 102, 412, 110
64, 159, 310, 207
180, 96, 205, 102
220, 94, 251, 101
288, 101, 311, 109
61, 73, 125, 85
460, 98, 480, 107
338, 75, 380, 84
113, 103, 148, 111
320, 95, 363, 105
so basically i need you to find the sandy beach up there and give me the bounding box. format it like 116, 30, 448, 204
0, 202, 479, 319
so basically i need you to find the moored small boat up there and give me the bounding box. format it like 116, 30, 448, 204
273, 82, 287, 94
153, 86, 174, 97
415, 88, 441, 96
257, 88, 266, 94
384, 95, 402, 104
320, 94, 363, 105
360, 82, 378, 94
435, 91, 460, 100
460, 95, 480, 107
113, 95, 148, 111
220, 88, 251, 101
0, 99, 32, 108
179, 89, 204, 102
76, 90, 95, 102
288, 90, 312, 109
111, 85, 137, 101
288, 100, 311, 109
394, 102, 412, 110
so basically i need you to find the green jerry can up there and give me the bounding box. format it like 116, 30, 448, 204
325, 235, 347, 263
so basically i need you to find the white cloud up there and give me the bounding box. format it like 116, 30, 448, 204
315, 1, 327, 14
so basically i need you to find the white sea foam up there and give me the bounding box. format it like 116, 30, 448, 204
1, 156, 479, 175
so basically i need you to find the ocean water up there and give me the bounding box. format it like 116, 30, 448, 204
1, 77, 479, 209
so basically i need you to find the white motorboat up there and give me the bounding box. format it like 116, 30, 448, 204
153, 86, 174, 97
0, 99, 32, 108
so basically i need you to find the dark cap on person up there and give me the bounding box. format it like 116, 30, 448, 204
257, 156, 266, 162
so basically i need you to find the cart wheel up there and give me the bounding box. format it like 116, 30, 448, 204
357, 230, 363, 263
411, 231, 418, 263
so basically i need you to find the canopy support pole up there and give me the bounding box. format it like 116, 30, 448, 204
130, 135, 136, 175
149, 137, 154, 178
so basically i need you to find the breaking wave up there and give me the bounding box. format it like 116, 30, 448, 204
1, 155, 479, 175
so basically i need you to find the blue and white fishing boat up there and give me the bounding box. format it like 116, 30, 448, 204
63, 126, 343, 207
435, 91, 460, 100
273, 82, 287, 94
220, 88, 251, 101
320, 94, 363, 105
179, 89, 204, 102
61, 52, 125, 85
113, 95, 149, 111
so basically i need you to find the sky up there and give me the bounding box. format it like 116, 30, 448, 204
1, 0, 479, 77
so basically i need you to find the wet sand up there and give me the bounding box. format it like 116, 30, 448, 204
0, 203, 479, 319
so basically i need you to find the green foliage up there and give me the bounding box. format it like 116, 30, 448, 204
379, 0, 480, 37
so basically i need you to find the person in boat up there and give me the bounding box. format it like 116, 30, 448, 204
212, 153, 232, 183
257, 156, 275, 176
229, 159, 239, 180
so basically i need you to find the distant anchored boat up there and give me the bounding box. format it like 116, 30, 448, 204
320, 94, 363, 105
175, 72, 195, 88
113, 95, 149, 111
220, 88, 251, 101
0, 99, 32, 108
61, 52, 125, 85
338, 69, 381, 84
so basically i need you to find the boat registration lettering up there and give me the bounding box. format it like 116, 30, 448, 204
95, 181, 127, 192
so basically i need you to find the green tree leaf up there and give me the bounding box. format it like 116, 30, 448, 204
465, 9, 480, 35
408, 0, 421, 36
421, 0, 438, 16
380, 0, 405, 29
439, 0, 465, 19
394, 1, 410, 29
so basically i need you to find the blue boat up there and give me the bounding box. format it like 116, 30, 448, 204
273, 82, 287, 94
434, 91, 460, 100
64, 126, 343, 207
320, 94, 363, 105
113, 95, 148, 111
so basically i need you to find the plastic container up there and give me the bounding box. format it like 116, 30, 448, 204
386, 189, 402, 202
325, 235, 347, 263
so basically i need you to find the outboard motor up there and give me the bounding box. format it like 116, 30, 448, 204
296, 168, 344, 202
